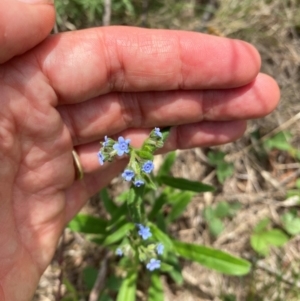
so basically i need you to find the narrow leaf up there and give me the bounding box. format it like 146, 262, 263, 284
107, 203, 127, 229
68, 214, 107, 235
165, 253, 183, 285
149, 223, 173, 251
83, 267, 98, 290
148, 273, 164, 301
116, 271, 137, 301
173, 240, 251, 275
157, 152, 176, 177
100, 189, 118, 216
167, 192, 193, 222
148, 193, 168, 220
103, 223, 134, 246
158, 176, 214, 193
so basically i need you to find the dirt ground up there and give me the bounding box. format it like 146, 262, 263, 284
34, 1, 300, 300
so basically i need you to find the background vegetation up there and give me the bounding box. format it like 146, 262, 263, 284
35, 1, 300, 300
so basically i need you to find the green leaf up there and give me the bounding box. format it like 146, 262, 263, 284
107, 203, 127, 229
214, 201, 241, 218
296, 179, 300, 189
208, 218, 224, 237
207, 150, 226, 165
286, 189, 300, 199
156, 213, 167, 233
214, 201, 231, 218
221, 294, 237, 301
62, 278, 79, 301
253, 218, 270, 233
148, 273, 164, 301
99, 293, 114, 301
164, 253, 183, 285
144, 175, 158, 191
216, 162, 234, 184
103, 223, 135, 246
157, 176, 214, 193
83, 267, 98, 290
281, 212, 300, 236
116, 271, 137, 301
157, 152, 176, 177
116, 191, 130, 203
250, 229, 289, 256
161, 126, 171, 142
207, 151, 234, 183
100, 189, 118, 216
148, 193, 168, 220
106, 276, 122, 291
160, 262, 174, 272
167, 191, 194, 222
263, 131, 293, 151
149, 223, 174, 252
61, 297, 77, 301
68, 214, 107, 235
203, 207, 215, 220
173, 240, 251, 275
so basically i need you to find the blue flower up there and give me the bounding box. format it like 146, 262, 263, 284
156, 243, 164, 255
103, 135, 109, 147
122, 169, 135, 181
97, 151, 105, 165
134, 179, 144, 187
113, 136, 131, 156
154, 127, 162, 138
142, 161, 154, 174
116, 248, 123, 256
146, 258, 161, 271
137, 224, 152, 240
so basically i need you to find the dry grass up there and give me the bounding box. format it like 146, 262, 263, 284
35, 0, 300, 300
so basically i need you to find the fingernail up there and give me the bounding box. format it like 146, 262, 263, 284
17, 0, 54, 3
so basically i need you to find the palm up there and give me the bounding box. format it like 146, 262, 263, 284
0, 25, 279, 301
0, 55, 74, 299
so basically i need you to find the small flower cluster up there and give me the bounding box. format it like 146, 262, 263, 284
97, 136, 131, 165
115, 224, 164, 272
98, 128, 164, 188
136, 224, 164, 271
121, 159, 154, 187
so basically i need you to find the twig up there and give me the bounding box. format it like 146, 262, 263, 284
102, 0, 112, 26
88, 251, 109, 301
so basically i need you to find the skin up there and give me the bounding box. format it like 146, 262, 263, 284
0, 1, 280, 300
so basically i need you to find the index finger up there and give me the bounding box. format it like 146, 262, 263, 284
36, 26, 261, 104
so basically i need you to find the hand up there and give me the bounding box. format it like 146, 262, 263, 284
0, 1, 279, 300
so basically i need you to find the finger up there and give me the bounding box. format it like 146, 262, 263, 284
37, 26, 261, 103
58, 73, 279, 145
0, 0, 55, 64
72, 120, 247, 175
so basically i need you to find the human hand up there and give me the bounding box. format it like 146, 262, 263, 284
0, 1, 279, 300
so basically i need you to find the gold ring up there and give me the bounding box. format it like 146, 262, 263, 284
72, 150, 84, 180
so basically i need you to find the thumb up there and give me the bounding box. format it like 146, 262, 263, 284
0, 0, 55, 64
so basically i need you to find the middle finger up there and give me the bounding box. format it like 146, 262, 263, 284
58, 73, 279, 146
